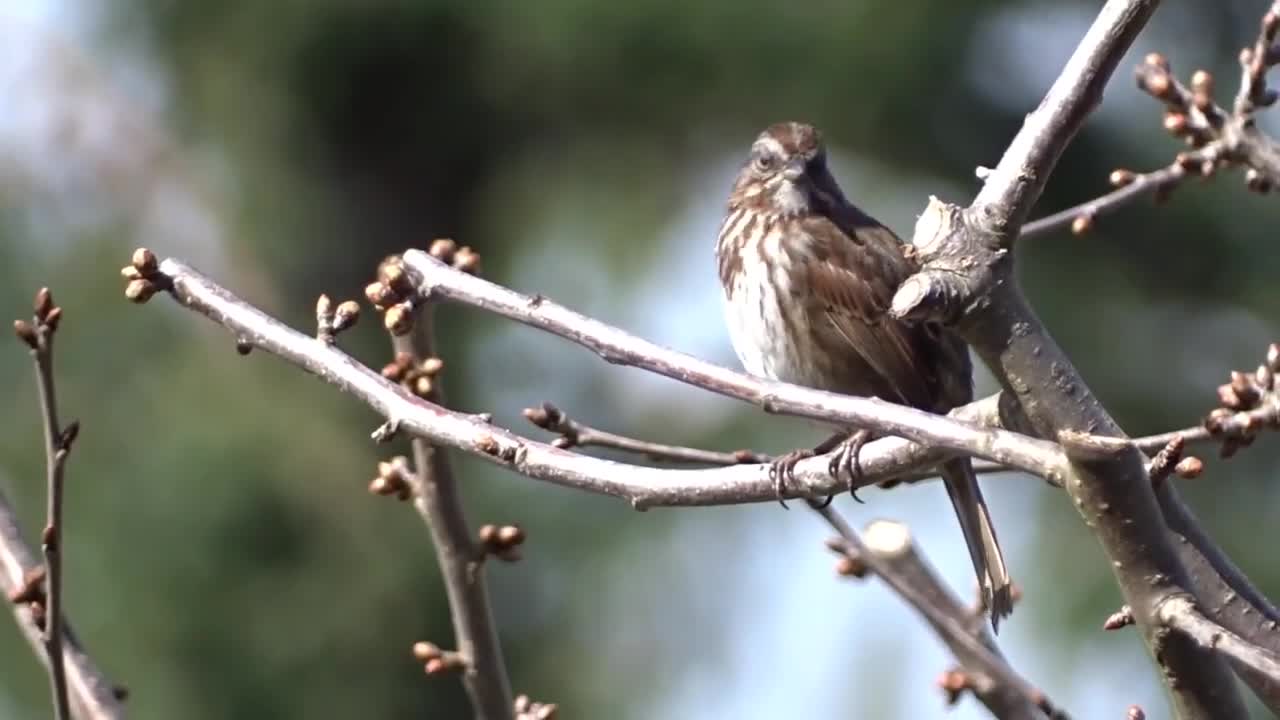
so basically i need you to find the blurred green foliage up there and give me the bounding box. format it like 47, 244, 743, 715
3, 1, 1280, 718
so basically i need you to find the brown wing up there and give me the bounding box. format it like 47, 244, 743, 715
791, 213, 932, 408
791, 208, 972, 412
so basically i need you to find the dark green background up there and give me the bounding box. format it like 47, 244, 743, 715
2, 1, 1278, 717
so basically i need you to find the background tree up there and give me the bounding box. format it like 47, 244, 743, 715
2, 0, 1280, 718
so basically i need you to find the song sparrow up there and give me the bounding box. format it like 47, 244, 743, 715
715, 121, 1013, 626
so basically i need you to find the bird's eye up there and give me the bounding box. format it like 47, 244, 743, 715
752, 154, 776, 173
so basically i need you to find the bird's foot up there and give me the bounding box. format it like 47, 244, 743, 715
768, 449, 816, 509
827, 429, 872, 504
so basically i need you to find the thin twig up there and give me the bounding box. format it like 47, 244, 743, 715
524, 401, 1058, 487
386, 297, 514, 720
1020, 162, 1188, 239
27, 290, 72, 720
523, 402, 769, 465
11, 291, 121, 719
817, 509, 1065, 719
972, 0, 1162, 235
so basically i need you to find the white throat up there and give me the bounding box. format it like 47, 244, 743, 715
772, 180, 810, 216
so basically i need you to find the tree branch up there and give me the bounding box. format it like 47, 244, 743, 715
519, 401, 1068, 714
131, 254, 1063, 509
896, 1, 1250, 716
16, 289, 76, 720
400, 250, 1066, 483
376, 257, 515, 720
523, 399, 1071, 489
0, 487, 125, 720
972, 0, 1161, 236
8, 289, 123, 720
1019, 163, 1188, 240
818, 511, 1065, 719
1157, 596, 1280, 685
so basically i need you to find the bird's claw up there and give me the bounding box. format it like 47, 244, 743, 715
768, 449, 818, 509
827, 430, 871, 503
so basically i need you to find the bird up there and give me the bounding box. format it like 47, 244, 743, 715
714, 121, 1013, 627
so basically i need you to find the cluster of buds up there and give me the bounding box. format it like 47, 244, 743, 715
822, 536, 867, 579
1135, 10, 1280, 196
369, 456, 414, 501
1204, 343, 1280, 457
514, 694, 558, 720
366, 241, 481, 336
477, 523, 525, 562
13, 287, 63, 350
381, 351, 445, 399
428, 238, 481, 275
1127, 705, 1147, 720
314, 294, 360, 344
411, 641, 465, 675
365, 257, 418, 336
1146, 435, 1203, 488
7, 567, 48, 631
1136, 53, 1222, 149
121, 248, 167, 304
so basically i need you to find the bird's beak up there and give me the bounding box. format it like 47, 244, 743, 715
782, 159, 805, 182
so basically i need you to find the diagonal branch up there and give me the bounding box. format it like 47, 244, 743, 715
0, 486, 125, 720
1019, 162, 1189, 240
896, 1, 1250, 717
522, 403, 1063, 716
818, 510, 1065, 720
972, 0, 1161, 236
399, 250, 1066, 483
1157, 596, 1280, 684
134, 253, 1062, 508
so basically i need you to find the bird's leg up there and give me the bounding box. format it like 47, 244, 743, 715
827, 429, 873, 504
768, 431, 851, 509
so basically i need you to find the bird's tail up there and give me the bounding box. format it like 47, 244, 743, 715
941, 457, 1014, 632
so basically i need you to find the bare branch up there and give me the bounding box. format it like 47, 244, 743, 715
1020, 162, 1189, 239
897, 1, 1250, 716
135, 253, 1062, 508
1131, 8, 1280, 192
0, 487, 125, 720
972, 0, 1161, 236
1158, 596, 1280, 685
523, 400, 1067, 490
18, 288, 75, 720
524, 402, 769, 466
369, 247, 514, 720
400, 250, 1066, 483
1233, 4, 1280, 118
818, 511, 1065, 719
8, 288, 124, 719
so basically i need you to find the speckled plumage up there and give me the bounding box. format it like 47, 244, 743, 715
715, 122, 1013, 627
